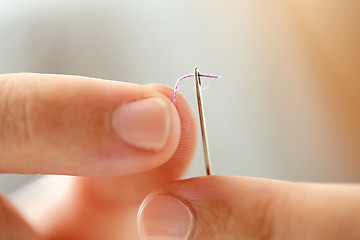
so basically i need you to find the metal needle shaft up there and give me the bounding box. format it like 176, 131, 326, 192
194, 68, 212, 175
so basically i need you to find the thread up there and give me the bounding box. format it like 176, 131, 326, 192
172, 73, 219, 104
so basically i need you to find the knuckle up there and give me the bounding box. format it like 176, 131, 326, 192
0, 74, 36, 159
256, 190, 283, 240
244, 185, 292, 240
193, 188, 282, 240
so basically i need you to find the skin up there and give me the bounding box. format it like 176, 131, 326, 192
1, 73, 360, 239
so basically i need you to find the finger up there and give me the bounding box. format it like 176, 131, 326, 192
0, 73, 181, 176
138, 176, 360, 240
75, 84, 197, 206
23, 85, 197, 240
0, 194, 40, 240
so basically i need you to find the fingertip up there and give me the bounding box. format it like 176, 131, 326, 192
138, 194, 194, 240
85, 89, 182, 177
146, 84, 197, 170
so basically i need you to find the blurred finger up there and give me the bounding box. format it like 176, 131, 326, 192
0, 194, 40, 240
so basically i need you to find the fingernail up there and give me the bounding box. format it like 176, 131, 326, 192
138, 195, 193, 240
112, 98, 170, 151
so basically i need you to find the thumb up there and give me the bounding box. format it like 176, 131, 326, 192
0, 73, 181, 176
138, 176, 360, 240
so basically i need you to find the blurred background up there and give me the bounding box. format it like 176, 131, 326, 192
1, 0, 360, 194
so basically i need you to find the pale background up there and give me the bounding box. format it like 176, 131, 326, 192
1, 0, 360, 194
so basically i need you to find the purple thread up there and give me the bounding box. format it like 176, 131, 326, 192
172, 73, 219, 104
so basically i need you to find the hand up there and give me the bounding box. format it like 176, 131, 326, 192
0, 73, 197, 239
139, 176, 360, 239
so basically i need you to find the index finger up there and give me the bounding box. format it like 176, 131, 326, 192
0, 73, 183, 176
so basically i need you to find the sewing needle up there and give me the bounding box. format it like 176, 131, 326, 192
194, 68, 212, 176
